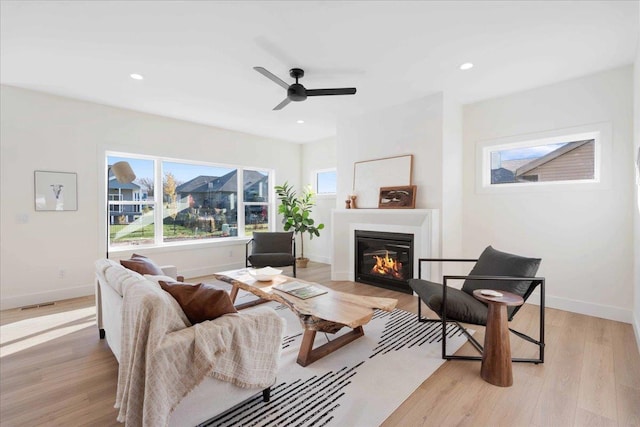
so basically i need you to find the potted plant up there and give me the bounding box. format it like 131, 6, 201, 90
275, 181, 324, 268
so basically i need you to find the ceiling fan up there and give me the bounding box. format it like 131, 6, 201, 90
254, 66, 357, 110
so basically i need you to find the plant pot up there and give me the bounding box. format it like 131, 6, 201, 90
296, 257, 310, 268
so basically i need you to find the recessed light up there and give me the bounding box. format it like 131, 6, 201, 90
130, 73, 144, 80
459, 63, 474, 71
296, 120, 305, 124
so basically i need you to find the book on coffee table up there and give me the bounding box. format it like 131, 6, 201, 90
273, 281, 328, 300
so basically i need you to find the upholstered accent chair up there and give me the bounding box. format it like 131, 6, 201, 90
246, 231, 296, 277
408, 246, 545, 363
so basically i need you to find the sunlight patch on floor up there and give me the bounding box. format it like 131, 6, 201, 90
0, 306, 95, 357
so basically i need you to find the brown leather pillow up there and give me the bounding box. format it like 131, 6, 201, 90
120, 253, 164, 276
158, 281, 237, 324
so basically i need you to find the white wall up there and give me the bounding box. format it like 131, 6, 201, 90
441, 95, 463, 265
336, 93, 444, 213
633, 13, 640, 347
463, 66, 634, 322
301, 136, 336, 264
0, 85, 301, 309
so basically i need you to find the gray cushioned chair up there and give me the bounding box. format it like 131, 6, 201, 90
246, 231, 296, 277
408, 246, 545, 363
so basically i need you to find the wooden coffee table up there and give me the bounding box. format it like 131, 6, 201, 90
214, 269, 397, 367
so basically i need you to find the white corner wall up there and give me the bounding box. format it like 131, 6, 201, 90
0, 85, 302, 310
463, 66, 635, 323
633, 15, 640, 348
301, 136, 336, 264
336, 93, 444, 212
441, 95, 463, 264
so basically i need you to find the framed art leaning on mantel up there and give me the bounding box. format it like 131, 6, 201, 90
352, 154, 413, 208
378, 185, 417, 209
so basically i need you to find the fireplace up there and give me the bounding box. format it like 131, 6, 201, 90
354, 230, 414, 294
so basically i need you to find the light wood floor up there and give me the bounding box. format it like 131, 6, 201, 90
1, 262, 639, 426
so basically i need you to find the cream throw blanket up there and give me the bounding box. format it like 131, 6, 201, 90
115, 279, 284, 427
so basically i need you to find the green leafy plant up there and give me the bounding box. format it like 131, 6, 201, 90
275, 181, 324, 260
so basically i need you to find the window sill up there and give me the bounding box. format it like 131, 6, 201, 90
109, 236, 251, 255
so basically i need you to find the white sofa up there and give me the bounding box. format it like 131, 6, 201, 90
95, 259, 280, 427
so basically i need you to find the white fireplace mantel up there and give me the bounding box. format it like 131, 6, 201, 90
331, 209, 440, 282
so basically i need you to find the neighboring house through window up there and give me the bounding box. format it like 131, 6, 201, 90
490, 139, 595, 185
478, 124, 607, 191
107, 153, 274, 249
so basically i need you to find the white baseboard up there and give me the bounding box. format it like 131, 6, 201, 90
4, 268, 635, 336
308, 255, 331, 264
0, 262, 246, 311
1, 284, 95, 311
544, 294, 632, 323
328, 278, 635, 324
332, 271, 349, 281
633, 313, 640, 355
499, 292, 632, 323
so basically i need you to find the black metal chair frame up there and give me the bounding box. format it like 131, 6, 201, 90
245, 235, 297, 277
416, 258, 545, 364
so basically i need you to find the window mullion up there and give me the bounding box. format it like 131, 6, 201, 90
237, 168, 245, 236
155, 159, 163, 246
268, 170, 275, 232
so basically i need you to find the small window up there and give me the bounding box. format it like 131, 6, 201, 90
315, 169, 337, 195
481, 130, 601, 189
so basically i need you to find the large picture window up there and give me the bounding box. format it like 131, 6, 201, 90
107, 153, 274, 249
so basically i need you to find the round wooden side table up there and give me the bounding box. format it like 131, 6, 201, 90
473, 289, 524, 387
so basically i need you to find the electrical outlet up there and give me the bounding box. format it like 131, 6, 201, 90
228, 250, 233, 258
16, 213, 29, 224
58, 268, 65, 279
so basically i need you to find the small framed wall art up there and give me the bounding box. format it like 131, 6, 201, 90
378, 185, 417, 209
34, 170, 78, 211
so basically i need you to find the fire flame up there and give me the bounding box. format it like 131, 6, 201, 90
371, 251, 403, 279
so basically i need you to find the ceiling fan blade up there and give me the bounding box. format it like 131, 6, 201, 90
306, 88, 357, 96
273, 98, 291, 110
254, 66, 289, 90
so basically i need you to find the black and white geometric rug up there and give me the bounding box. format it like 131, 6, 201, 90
200, 300, 470, 427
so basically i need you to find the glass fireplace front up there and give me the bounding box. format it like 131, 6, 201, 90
354, 230, 414, 294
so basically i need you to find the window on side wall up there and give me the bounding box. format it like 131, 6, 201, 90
314, 169, 337, 195
479, 129, 602, 190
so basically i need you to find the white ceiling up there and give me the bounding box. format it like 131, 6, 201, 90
1, 1, 638, 143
